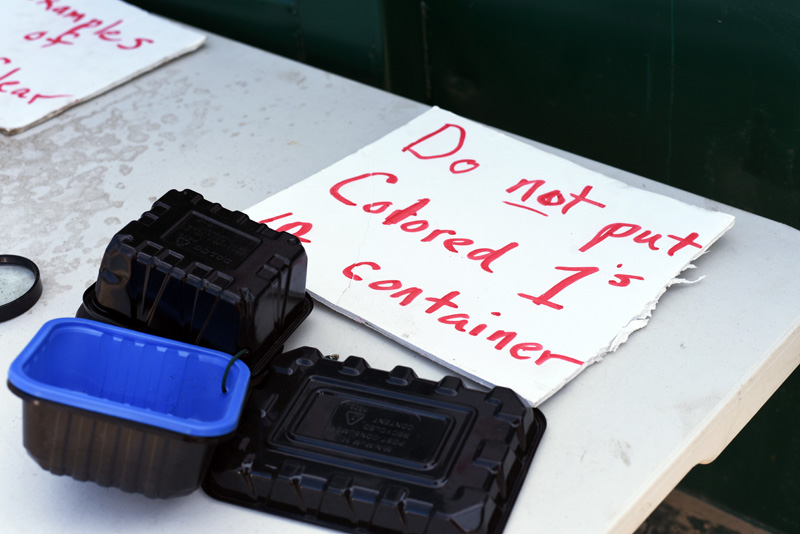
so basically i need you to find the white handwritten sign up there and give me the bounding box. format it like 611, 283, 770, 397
0, 0, 205, 135
247, 107, 735, 405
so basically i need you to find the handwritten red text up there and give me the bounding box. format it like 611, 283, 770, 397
0, 57, 71, 105
504, 178, 606, 217
518, 263, 645, 310
580, 222, 703, 257
259, 212, 312, 243
329, 171, 518, 273
23, 0, 154, 50
343, 261, 583, 367
402, 123, 481, 175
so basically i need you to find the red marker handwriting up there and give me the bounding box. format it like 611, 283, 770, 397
328, 172, 517, 274
259, 213, 312, 243
22, 3, 154, 51
504, 178, 606, 217
580, 222, 703, 256
0, 57, 71, 105
518, 266, 600, 310
402, 123, 481, 175
609, 263, 645, 287
343, 260, 583, 367
518, 264, 645, 310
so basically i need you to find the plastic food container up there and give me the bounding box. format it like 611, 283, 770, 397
204, 347, 546, 534
7, 318, 250, 498
77, 189, 312, 382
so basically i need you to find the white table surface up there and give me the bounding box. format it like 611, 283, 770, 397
2, 30, 800, 534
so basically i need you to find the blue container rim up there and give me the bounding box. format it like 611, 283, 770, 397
7, 318, 251, 437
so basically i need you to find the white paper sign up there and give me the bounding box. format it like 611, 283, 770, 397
247, 107, 735, 405
1, 0, 205, 135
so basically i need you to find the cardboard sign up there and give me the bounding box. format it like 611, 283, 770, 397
0, 0, 205, 135
247, 107, 735, 405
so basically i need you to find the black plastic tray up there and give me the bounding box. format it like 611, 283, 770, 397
77, 285, 312, 382
203, 347, 546, 534
78, 188, 313, 381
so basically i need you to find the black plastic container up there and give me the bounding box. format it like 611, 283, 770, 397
204, 347, 546, 534
77, 189, 312, 380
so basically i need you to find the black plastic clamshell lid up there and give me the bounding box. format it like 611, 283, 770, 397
84, 189, 311, 377
203, 347, 546, 534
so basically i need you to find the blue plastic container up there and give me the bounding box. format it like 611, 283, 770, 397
7, 318, 250, 498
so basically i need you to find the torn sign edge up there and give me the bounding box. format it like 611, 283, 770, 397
548, 216, 736, 405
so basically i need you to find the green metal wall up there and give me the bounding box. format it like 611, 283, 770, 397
129, 0, 388, 88
128, 1, 800, 531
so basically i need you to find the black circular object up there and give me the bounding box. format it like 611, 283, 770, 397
0, 255, 43, 322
